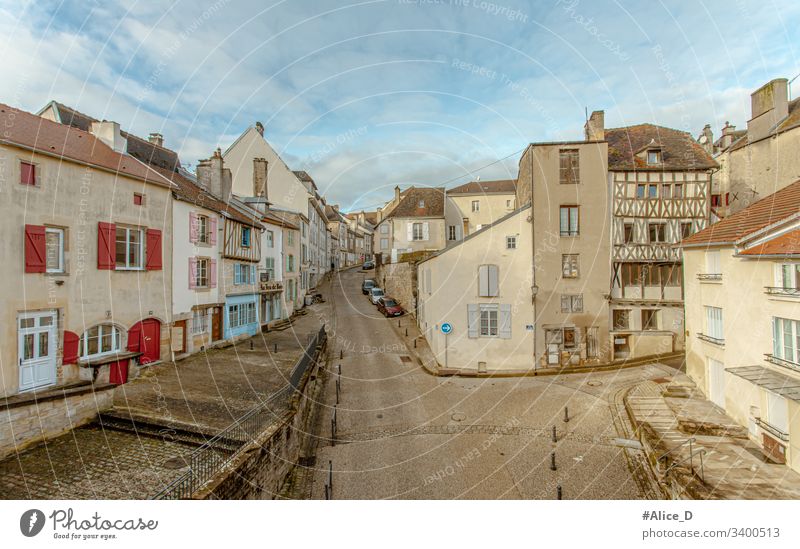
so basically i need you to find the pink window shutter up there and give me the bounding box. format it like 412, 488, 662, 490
209, 217, 218, 245
189, 212, 198, 243
209, 259, 217, 288
189, 257, 197, 289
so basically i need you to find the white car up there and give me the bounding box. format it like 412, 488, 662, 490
370, 287, 384, 305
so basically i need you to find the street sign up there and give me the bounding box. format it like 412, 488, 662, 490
441, 323, 452, 334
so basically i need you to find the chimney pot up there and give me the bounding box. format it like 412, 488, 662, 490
148, 132, 164, 147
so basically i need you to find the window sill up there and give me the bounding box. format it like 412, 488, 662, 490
115, 267, 146, 272
696, 333, 725, 347
78, 350, 141, 367
697, 273, 723, 282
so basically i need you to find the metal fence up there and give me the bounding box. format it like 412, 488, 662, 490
153, 326, 327, 500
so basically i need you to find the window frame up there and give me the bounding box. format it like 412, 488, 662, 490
45, 227, 65, 274
195, 258, 209, 288
559, 206, 579, 237
705, 306, 724, 340
80, 324, 122, 359
115, 226, 145, 270
448, 225, 457, 241
560, 294, 584, 313
648, 222, 666, 243
412, 222, 424, 241
191, 309, 208, 334
20, 160, 38, 186
559, 149, 580, 185
613, 309, 630, 330
642, 309, 659, 331
561, 254, 579, 278
241, 227, 252, 248
479, 304, 499, 337
506, 236, 517, 249
471, 200, 480, 212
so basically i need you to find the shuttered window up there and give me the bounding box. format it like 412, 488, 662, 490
560, 294, 583, 313
559, 149, 579, 184
468, 303, 511, 339
145, 229, 162, 270
478, 264, 499, 297
705, 306, 723, 340
97, 222, 116, 270
24, 224, 46, 273
20, 161, 37, 186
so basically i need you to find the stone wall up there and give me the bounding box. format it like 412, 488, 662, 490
375, 261, 417, 317
0, 384, 115, 459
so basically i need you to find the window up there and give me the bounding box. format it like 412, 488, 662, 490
195, 258, 209, 287
706, 250, 721, 275
20, 161, 37, 186
380, 238, 389, 250
287, 231, 295, 246
287, 255, 295, 272
559, 206, 579, 236
711, 194, 721, 207
302, 244, 307, 262
648, 184, 658, 199
478, 264, 499, 297
623, 223, 634, 243
563, 327, 577, 348
115, 226, 144, 269
472, 200, 480, 212
681, 222, 693, 239
559, 149, 580, 184
705, 306, 724, 340
228, 302, 257, 329
418, 200, 425, 208
562, 254, 579, 278
80, 324, 121, 358
661, 184, 671, 199
506, 199, 512, 208
647, 150, 661, 164
613, 309, 630, 330
636, 184, 646, 199
302, 223, 307, 237
621, 263, 642, 288
479, 305, 499, 337
560, 294, 583, 313
773, 317, 800, 365
192, 309, 208, 334
45, 227, 64, 273
266, 230, 274, 248
264, 257, 275, 280
448, 226, 457, 241
133, 193, 144, 206
234, 263, 255, 285
648, 223, 666, 243
506, 236, 516, 249
380, 224, 389, 234
775, 264, 800, 290
642, 309, 659, 331
241, 227, 251, 248
674, 184, 683, 198
412, 222, 424, 241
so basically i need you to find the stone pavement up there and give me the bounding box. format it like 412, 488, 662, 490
626, 371, 800, 499
0, 281, 331, 500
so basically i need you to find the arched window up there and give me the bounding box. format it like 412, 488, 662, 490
80, 324, 122, 358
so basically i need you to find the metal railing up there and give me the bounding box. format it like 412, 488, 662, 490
697, 273, 723, 281
657, 437, 706, 483
765, 286, 800, 297
696, 332, 725, 346
764, 353, 800, 374
754, 417, 790, 442
153, 326, 327, 500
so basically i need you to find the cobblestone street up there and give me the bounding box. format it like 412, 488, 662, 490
303, 269, 681, 499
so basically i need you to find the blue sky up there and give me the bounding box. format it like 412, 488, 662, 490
1, 0, 798, 211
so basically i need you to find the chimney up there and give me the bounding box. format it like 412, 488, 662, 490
700, 124, 713, 154
747, 78, 789, 143
90, 120, 127, 153
584, 110, 605, 141
197, 148, 233, 203
255, 121, 264, 137
148, 132, 164, 148
394, 185, 400, 203
253, 157, 268, 198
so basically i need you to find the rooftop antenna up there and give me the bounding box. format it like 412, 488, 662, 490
585, 106, 588, 123
789, 72, 800, 100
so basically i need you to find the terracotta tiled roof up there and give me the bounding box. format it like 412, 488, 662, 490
0, 103, 173, 188
262, 209, 298, 230
605, 124, 717, 171
729, 98, 800, 152
681, 179, 800, 246
44, 101, 181, 171
363, 211, 378, 225
738, 228, 800, 257
150, 166, 259, 226
448, 179, 516, 194
384, 187, 445, 218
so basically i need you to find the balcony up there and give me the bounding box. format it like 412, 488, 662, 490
696, 332, 725, 346
697, 273, 723, 282
765, 286, 800, 298
765, 353, 800, 374
754, 417, 790, 442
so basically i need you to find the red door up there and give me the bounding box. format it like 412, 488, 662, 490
128, 319, 161, 364
109, 359, 129, 384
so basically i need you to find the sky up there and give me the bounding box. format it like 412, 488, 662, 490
1, 0, 799, 211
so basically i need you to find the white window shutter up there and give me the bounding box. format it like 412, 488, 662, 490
499, 304, 512, 339
426, 269, 432, 295
422, 222, 430, 241
467, 304, 479, 338
407, 222, 413, 241
478, 265, 489, 296
488, 265, 499, 296
455, 223, 462, 240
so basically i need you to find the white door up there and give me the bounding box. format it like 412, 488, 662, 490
707, 358, 726, 409
18, 310, 58, 392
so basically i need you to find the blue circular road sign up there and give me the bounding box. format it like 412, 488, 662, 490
441, 323, 452, 334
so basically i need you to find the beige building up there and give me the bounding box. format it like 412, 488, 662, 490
417, 206, 533, 373
681, 179, 800, 473
699, 78, 800, 216
446, 179, 517, 236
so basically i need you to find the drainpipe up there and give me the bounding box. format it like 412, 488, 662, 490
529, 146, 536, 367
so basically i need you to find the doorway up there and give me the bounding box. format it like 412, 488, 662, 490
211, 307, 222, 341
129, 318, 161, 364
707, 358, 726, 409
18, 310, 58, 392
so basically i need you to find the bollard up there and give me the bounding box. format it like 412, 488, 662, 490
564, 407, 570, 423
274, 343, 277, 353
557, 484, 562, 500
552, 425, 557, 443
414, 339, 417, 348
340, 349, 343, 360
550, 451, 557, 471
336, 378, 340, 404
398, 319, 401, 327
328, 460, 333, 499
405, 328, 408, 337
338, 364, 342, 377
250, 340, 254, 350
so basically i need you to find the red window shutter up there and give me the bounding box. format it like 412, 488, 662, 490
97, 222, 116, 270
209, 259, 217, 288
20, 162, 36, 185
24, 224, 46, 273
63, 330, 80, 364
146, 229, 163, 270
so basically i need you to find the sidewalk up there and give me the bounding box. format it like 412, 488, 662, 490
625, 371, 800, 499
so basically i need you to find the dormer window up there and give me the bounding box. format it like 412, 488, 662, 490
647, 149, 662, 165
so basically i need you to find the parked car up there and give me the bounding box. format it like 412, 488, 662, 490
361, 279, 376, 295
369, 287, 385, 305
377, 297, 404, 317
362, 260, 375, 270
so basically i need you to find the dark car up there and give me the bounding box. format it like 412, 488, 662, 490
377, 297, 404, 317
362, 260, 375, 270
361, 279, 376, 294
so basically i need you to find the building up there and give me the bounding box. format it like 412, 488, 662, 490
0, 104, 175, 458
325, 204, 349, 269
345, 211, 375, 264
417, 206, 533, 373
446, 179, 517, 236
600, 112, 718, 359
272, 210, 302, 314
681, 179, 800, 473
699, 78, 800, 216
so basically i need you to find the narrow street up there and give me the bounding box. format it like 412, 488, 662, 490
306, 268, 679, 499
